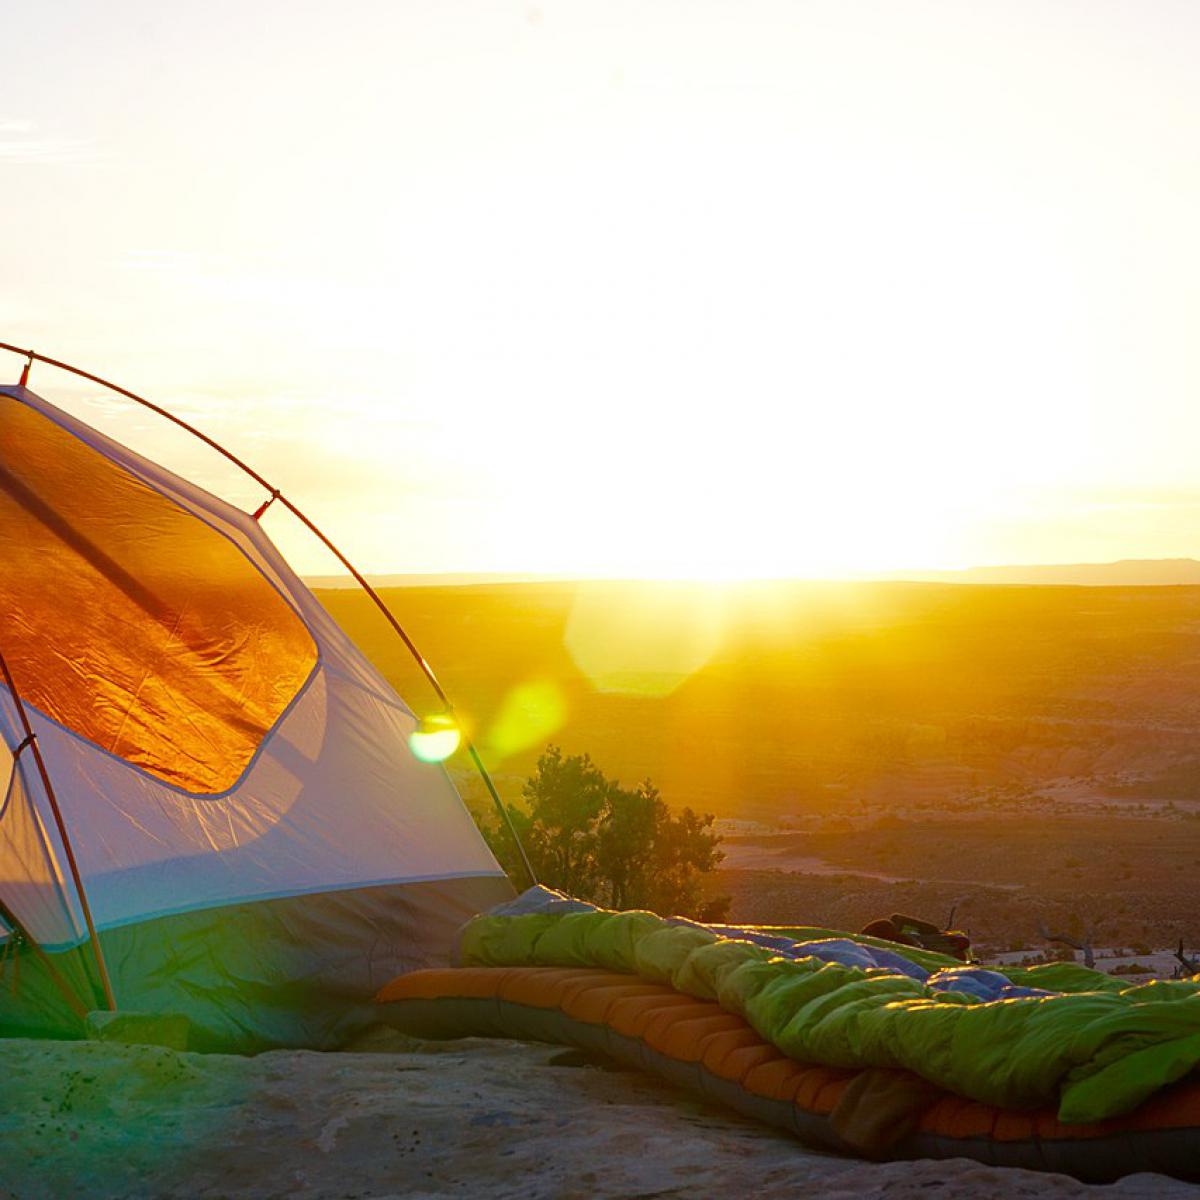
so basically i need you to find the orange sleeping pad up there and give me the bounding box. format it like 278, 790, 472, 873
377, 966, 1200, 1183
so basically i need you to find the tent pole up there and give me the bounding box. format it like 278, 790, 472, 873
272, 495, 539, 890
0, 650, 117, 1011
0, 342, 539, 891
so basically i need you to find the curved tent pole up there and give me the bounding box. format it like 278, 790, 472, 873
0, 342, 537, 890
0, 649, 117, 1011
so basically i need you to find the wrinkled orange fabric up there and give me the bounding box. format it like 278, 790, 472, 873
0, 395, 317, 793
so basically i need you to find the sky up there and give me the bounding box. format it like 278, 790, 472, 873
3, 1, 1199, 579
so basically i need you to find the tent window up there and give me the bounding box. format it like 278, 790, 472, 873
0, 397, 318, 794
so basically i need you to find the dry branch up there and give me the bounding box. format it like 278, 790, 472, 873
1037, 919, 1096, 969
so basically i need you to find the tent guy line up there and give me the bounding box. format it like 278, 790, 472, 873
0, 342, 536, 893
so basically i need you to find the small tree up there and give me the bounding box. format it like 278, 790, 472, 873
485, 746, 729, 921
593, 779, 659, 912
645, 798, 727, 920
518, 746, 614, 898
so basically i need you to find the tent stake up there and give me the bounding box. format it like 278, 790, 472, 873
0, 649, 117, 1011
0, 341, 538, 891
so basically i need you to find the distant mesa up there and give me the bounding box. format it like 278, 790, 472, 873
305, 572, 574, 590
305, 560, 1200, 590
881, 559, 1200, 587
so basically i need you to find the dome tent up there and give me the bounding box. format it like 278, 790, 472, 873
0, 352, 517, 1051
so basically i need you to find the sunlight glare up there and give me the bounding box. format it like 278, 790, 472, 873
408, 714, 461, 764
564, 583, 726, 696
5, 2, 1200, 577
483, 679, 567, 760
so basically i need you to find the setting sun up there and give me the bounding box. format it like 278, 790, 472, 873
4, 1, 1199, 580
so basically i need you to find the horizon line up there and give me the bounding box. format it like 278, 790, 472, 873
303, 557, 1200, 588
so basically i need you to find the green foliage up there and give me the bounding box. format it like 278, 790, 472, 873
485, 745, 729, 921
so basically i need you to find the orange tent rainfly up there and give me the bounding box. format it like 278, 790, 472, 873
0, 352, 514, 1050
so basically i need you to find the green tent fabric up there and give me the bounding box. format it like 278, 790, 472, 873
461, 909, 1200, 1123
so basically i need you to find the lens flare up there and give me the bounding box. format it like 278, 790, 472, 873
483, 679, 567, 759
408, 713, 461, 763
564, 582, 725, 696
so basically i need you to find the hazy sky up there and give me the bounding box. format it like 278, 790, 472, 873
3, 1, 1199, 577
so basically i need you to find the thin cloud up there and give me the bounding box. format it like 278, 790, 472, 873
123, 249, 204, 272
0, 134, 97, 165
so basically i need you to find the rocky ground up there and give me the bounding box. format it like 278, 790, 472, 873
715, 809, 1200, 955
1, 1032, 1198, 1199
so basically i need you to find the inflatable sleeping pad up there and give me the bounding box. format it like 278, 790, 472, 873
378, 965, 1200, 1182
375, 898, 1200, 1182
